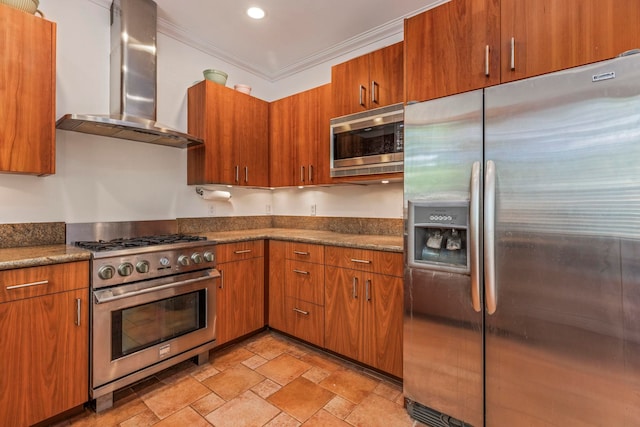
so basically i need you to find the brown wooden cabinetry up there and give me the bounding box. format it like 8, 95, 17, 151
332, 42, 404, 117
216, 240, 265, 345
269, 84, 331, 187
0, 4, 56, 175
324, 246, 403, 377
0, 261, 89, 426
405, 0, 640, 102
188, 81, 269, 186
268, 241, 325, 347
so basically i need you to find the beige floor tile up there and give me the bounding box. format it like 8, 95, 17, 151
67, 395, 147, 427
372, 380, 403, 402
141, 375, 211, 419
245, 333, 294, 360
242, 353, 269, 369
252, 378, 283, 399
202, 363, 265, 400
118, 408, 159, 427
256, 353, 312, 386
323, 396, 356, 420
191, 392, 226, 416
211, 346, 256, 371
318, 369, 379, 404
153, 406, 212, 427
264, 412, 302, 427
345, 393, 414, 427
205, 390, 281, 427
268, 377, 335, 422
301, 409, 352, 427
299, 352, 342, 372
302, 366, 331, 384
191, 361, 221, 382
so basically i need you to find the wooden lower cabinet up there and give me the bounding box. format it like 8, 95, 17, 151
0, 261, 89, 427
284, 297, 324, 347
324, 247, 403, 378
216, 241, 265, 345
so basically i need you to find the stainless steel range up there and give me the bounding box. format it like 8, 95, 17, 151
67, 220, 219, 412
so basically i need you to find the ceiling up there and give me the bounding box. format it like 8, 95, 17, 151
92, 0, 447, 82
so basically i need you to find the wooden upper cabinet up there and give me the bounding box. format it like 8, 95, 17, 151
404, 0, 500, 103
188, 80, 269, 186
501, 0, 640, 82
332, 42, 404, 117
269, 84, 331, 187
0, 4, 56, 176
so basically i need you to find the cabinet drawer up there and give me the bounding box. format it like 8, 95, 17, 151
0, 261, 89, 303
217, 240, 264, 263
285, 297, 324, 347
324, 246, 403, 277
285, 260, 324, 305
284, 242, 324, 263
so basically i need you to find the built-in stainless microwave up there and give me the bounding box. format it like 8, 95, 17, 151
330, 103, 404, 177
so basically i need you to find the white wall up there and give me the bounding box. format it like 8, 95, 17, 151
0, 0, 403, 225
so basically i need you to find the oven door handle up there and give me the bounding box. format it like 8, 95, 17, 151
93, 269, 221, 304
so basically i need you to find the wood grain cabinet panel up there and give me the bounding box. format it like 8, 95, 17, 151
216, 241, 265, 345
332, 42, 403, 117
284, 297, 324, 348
188, 81, 269, 186
269, 84, 331, 187
324, 246, 403, 277
285, 259, 324, 305
0, 261, 88, 426
0, 4, 56, 175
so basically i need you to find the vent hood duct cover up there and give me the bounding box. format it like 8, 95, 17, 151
56, 0, 202, 148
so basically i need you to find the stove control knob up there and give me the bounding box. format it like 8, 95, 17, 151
178, 255, 190, 266
98, 265, 116, 280
136, 261, 150, 273
191, 252, 203, 264
118, 262, 134, 277
203, 251, 215, 263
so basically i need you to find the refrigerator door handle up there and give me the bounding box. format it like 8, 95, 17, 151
484, 160, 498, 314
470, 161, 482, 312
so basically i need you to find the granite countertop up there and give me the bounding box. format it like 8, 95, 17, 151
0, 245, 91, 271
200, 228, 404, 253
0, 228, 403, 271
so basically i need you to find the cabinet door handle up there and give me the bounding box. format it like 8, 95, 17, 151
371, 80, 379, 104
300, 165, 305, 183
352, 277, 358, 299
234, 249, 252, 254
244, 166, 249, 183
75, 298, 82, 326
293, 308, 309, 316
308, 165, 313, 183
219, 269, 224, 289
359, 85, 366, 107
234, 165, 239, 183
510, 37, 516, 71
293, 269, 309, 275
5, 279, 49, 290
485, 45, 490, 76
365, 279, 371, 302
350, 258, 371, 265
293, 250, 309, 256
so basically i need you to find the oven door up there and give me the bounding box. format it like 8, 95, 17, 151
91, 269, 219, 390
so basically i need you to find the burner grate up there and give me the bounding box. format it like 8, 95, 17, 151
75, 234, 206, 252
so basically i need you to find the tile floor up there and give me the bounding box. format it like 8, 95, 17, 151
56, 331, 423, 427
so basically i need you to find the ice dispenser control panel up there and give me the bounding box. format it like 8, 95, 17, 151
408, 200, 469, 273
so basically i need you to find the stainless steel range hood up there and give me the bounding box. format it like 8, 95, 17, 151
56, 0, 202, 148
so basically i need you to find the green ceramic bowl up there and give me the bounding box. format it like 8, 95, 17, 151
203, 69, 228, 86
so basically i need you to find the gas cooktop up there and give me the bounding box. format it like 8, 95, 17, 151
75, 234, 207, 252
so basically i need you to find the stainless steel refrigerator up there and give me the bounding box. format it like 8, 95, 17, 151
403, 53, 640, 427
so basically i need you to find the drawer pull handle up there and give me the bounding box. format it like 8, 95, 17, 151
293, 308, 309, 316
293, 269, 309, 275
234, 249, 252, 254
350, 258, 371, 264
6, 279, 49, 290
293, 251, 310, 256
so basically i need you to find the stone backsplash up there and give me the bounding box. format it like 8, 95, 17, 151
0, 222, 66, 248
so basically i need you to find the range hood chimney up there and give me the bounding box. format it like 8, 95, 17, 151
56, 0, 202, 148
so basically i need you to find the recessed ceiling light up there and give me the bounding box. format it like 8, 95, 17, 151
247, 7, 265, 19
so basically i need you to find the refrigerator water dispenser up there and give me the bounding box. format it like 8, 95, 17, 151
408, 200, 470, 273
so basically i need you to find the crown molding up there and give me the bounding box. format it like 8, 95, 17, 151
88, 0, 449, 82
